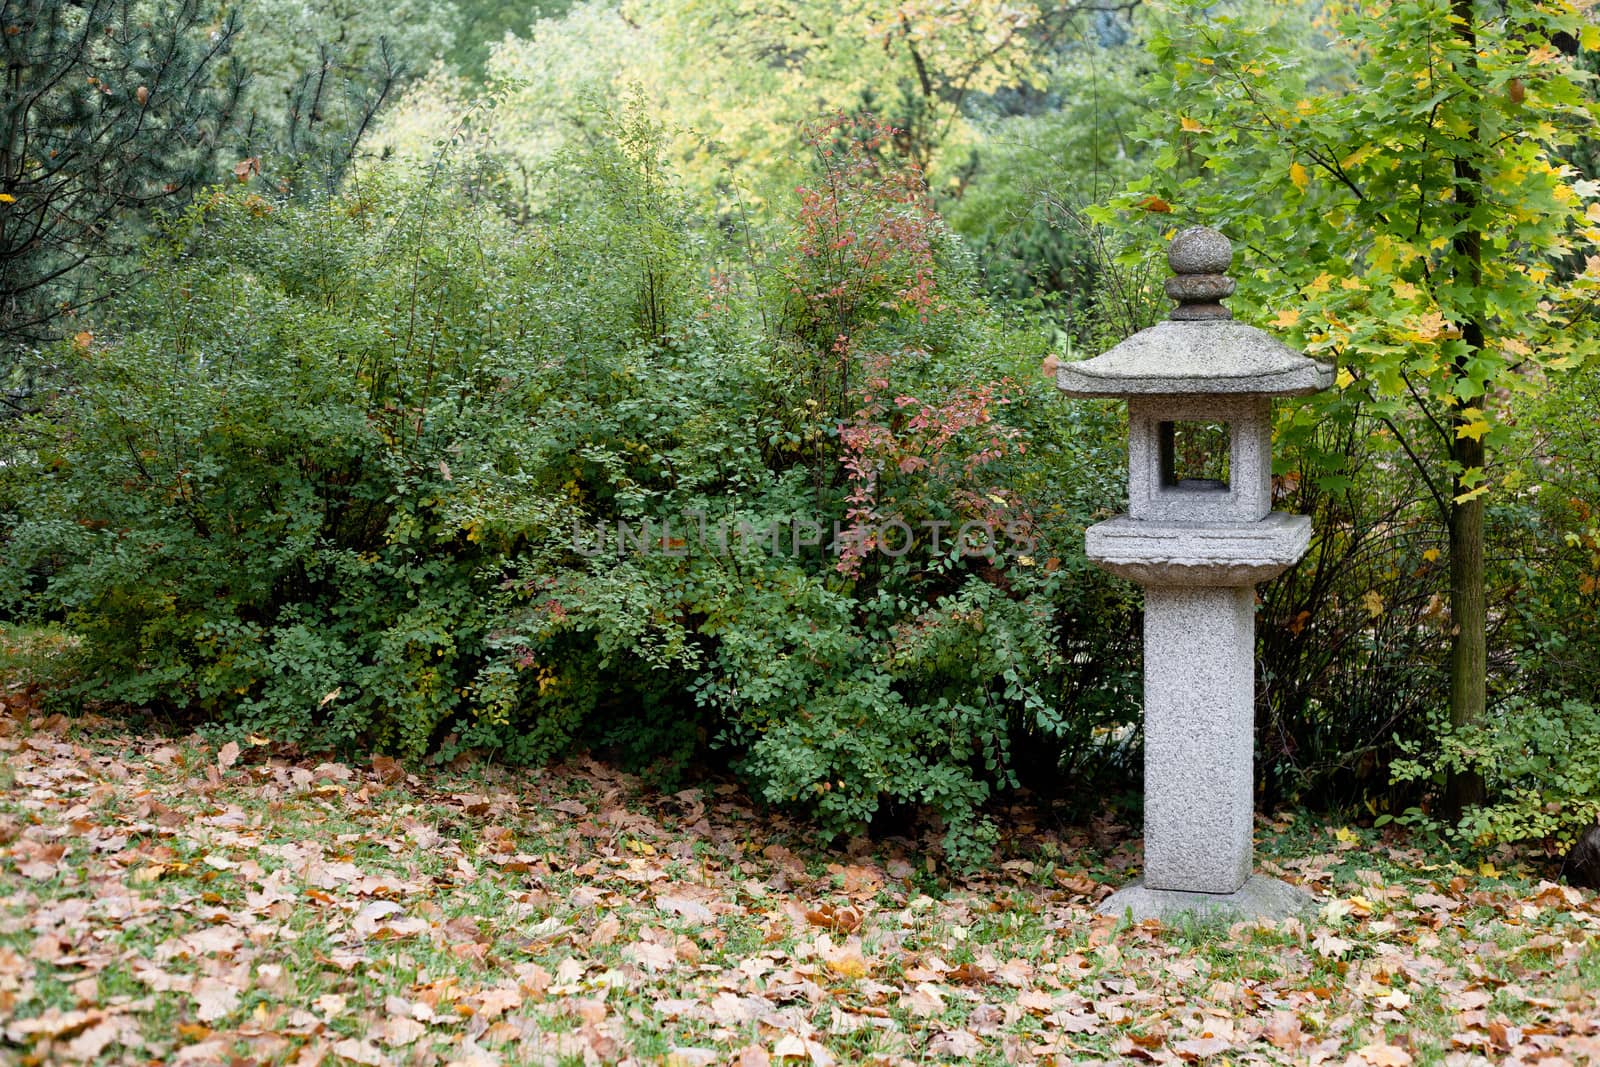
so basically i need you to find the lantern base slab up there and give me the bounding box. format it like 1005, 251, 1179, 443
1096, 876, 1313, 925
1085, 511, 1312, 586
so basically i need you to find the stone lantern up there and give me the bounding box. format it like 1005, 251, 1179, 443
1057, 227, 1332, 921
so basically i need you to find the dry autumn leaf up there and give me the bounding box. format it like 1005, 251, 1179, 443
803, 902, 862, 933
1356, 1043, 1414, 1067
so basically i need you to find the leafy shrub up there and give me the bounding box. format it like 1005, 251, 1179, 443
2, 179, 537, 754
1391, 698, 1600, 849
2, 110, 1140, 867
464, 114, 1141, 864
1255, 418, 1453, 810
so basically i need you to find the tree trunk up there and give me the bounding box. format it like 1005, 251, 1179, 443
1447, 424, 1487, 817
1445, 0, 1487, 820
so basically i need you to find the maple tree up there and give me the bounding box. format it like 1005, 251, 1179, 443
1121, 0, 1600, 815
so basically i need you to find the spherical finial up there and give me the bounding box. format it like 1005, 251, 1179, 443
1165, 226, 1235, 321
1167, 226, 1232, 275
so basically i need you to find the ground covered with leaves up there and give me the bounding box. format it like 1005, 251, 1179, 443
2, 692, 1599, 1067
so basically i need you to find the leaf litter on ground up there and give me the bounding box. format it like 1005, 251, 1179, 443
2, 690, 1599, 1066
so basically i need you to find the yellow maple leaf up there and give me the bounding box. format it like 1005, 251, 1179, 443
0, 193, 15, 204
1334, 826, 1360, 845
1409, 310, 1448, 341
1422, 548, 1440, 562
1180, 116, 1207, 133
1272, 308, 1301, 328
825, 952, 868, 979
1290, 162, 1310, 192
1336, 367, 1356, 389
1357, 1043, 1414, 1067
1341, 145, 1375, 170
1362, 590, 1384, 617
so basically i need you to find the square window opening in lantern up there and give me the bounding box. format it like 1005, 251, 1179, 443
1160, 420, 1231, 491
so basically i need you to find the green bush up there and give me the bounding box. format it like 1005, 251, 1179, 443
1378, 364, 1600, 850
3, 179, 537, 753
461, 114, 1142, 863
1391, 698, 1600, 849
2, 111, 1140, 866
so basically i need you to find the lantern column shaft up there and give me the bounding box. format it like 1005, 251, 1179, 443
1142, 584, 1255, 894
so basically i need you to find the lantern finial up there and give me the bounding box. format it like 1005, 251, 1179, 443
1166, 226, 1234, 322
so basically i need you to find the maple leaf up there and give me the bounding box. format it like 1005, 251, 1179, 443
191, 977, 240, 1022
1174, 1034, 1233, 1058
623, 940, 677, 972
803, 902, 862, 933
371, 755, 405, 784
4, 1008, 104, 1043
928, 1029, 983, 1056
1312, 930, 1355, 957
1356, 1043, 1413, 1066
772, 1033, 834, 1067
588, 916, 622, 946
666, 1050, 719, 1067
900, 982, 947, 1017
657, 893, 714, 923
331, 1037, 390, 1065
375, 1016, 427, 1047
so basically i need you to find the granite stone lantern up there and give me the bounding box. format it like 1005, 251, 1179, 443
1057, 226, 1333, 922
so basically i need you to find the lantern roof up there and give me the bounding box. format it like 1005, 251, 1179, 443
1055, 227, 1334, 399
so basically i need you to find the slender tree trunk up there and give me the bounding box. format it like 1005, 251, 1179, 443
1447, 419, 1487, 815
1445, 0, 1488, 819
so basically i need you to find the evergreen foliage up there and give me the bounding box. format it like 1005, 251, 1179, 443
0, 0, 243, 368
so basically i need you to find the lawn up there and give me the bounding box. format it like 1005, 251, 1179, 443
2, 678, 1598, 1066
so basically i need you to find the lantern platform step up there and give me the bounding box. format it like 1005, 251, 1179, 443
1084, 511, 1311, 586
1096, 876, 1315, 925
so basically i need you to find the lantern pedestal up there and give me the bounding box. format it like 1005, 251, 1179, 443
1089, 528, 1314, 922
1095, 563, 1313, 923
